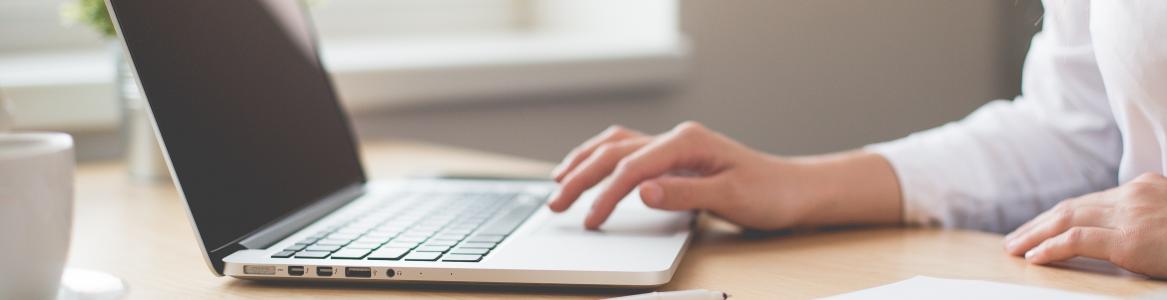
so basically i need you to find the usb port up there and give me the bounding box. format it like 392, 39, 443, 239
287, 266, 304, 276
345, 267, 372, 278
316, 266, 334, 277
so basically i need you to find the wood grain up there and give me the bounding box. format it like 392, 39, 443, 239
66, 140, 1167, 299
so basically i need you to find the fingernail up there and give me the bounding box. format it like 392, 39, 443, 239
1005, 239, 1020, 252
1024, 249, 1036, 260
546, 189, 563, 211
641, 182, 663, 206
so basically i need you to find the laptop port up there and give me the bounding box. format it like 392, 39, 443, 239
243, 265, 276, 275
287, 266, 304, 276
345, 267, 372, 278
316, 266, 334, 277
386, 268, 396, 278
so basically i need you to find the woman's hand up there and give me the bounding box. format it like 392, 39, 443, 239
1004, 173, 1167, 278
547, 121, 903, 230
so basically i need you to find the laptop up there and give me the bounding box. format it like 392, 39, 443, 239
105, 0, 694, 287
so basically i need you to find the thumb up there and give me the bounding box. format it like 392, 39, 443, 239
639, 175, 727, 211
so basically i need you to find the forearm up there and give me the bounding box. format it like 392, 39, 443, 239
787, 150, 903, 227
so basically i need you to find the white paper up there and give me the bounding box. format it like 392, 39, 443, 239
824, 276, 1115, 300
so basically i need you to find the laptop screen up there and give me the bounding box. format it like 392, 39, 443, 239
108, 0, 365, 254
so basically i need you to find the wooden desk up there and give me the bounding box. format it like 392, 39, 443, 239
68, 141, 1167, 299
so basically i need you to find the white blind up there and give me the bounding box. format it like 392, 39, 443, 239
311, 0, 527, 39
0, 0, 105, 51
0, 0, 528, 52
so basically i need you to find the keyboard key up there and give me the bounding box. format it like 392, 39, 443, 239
441, 254, 482, 262
376, 226, 408, 233
294, 251, 330, 259
344, 242, 382, 249
403, 252, 442, 261
284, 243, 308, 251
367, 248, 410, 260
364, 231, 398, 239
314, 239, 350, 246
477, 204, 539, 235
306, 244, 341, 252
393, 236, 428, 243
298, 237, 321, 244
459, 242, 496, 249
402, 230, 435, 237
335, 227, 367, 234
385, 241, 421, 248
449, 247, 489, 255
440, 228, 474, 235
416, 245, 450, 252
465, 234, 504, 243
432, 234, 466, 241
326, 232, 361, 240
330, 248, 371, 259
354, 236, 389, 244
422, 240, 457, 247
271, 250, 296, 258
446, 225, 478, 232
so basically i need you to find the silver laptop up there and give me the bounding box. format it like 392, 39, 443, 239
105, 0, 693, 287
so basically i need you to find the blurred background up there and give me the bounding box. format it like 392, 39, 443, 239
0, 0, 1043, 164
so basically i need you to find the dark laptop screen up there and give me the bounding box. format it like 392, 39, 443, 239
108, 0, 365, 253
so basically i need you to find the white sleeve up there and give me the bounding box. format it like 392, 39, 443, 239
864, 3, 1121, 233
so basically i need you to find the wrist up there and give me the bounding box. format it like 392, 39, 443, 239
787, 151, 903, 227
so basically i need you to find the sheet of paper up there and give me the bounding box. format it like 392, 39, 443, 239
824, 276, 1115, 300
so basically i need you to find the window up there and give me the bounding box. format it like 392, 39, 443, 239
0, 0, 687, 131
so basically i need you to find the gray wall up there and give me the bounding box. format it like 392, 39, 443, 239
351, 0, 1043, 162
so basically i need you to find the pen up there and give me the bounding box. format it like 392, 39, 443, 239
608, 289, 729, 300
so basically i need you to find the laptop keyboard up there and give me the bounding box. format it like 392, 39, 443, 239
270, 186, 548, 262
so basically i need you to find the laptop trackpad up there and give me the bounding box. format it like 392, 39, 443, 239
532, 188, 692, 237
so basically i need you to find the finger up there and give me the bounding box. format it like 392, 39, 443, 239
1004, 206, 1113, 256
552, 126, 643, 182
1005, 192, 1112, 244
585, 123, 712, 229
640, 175, 730, 211
548, 137, 651, 212
1025, 227, 1118, 265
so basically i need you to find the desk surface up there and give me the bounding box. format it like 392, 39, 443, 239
69, 141, 1167, 299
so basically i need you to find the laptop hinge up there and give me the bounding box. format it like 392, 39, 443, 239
235, 183, 366, 250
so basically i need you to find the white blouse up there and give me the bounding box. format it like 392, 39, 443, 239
867, 1, 1167, 233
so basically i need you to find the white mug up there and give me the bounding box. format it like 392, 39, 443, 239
0, 132, 74, 300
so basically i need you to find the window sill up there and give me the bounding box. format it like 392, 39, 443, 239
0, 33, 689, 132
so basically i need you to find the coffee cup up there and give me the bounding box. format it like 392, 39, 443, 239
0, 132, 74, 299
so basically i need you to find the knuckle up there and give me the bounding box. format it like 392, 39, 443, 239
1064, 227, 1086, 246
674, 121, 707, 135
613, 159, 640, 178
1053, 208, 1074, 229
1134, 172, 1166, 182
1052, 201, 1073, 214
604, 125, 629, 137
1121, 182, 1158, 200
593, 144, 618, 158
